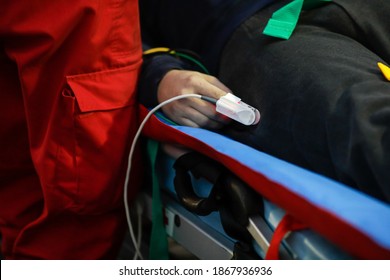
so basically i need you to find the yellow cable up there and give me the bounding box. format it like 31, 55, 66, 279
143, 47, 171, 55
378, 62, 390, 81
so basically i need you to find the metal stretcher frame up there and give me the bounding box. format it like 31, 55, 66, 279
144, 152, 354, 260
139, 105, 390, 259
142, 190, 237, 260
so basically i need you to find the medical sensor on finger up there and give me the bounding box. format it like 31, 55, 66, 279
216, 93, 260, 126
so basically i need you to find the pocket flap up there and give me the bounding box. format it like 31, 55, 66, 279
66, 63, 141, 113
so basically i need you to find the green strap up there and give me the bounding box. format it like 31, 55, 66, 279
147, 139, 169, 260
263, 0, 332, 39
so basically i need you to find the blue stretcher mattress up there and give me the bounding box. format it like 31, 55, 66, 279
140, 105, 390, 259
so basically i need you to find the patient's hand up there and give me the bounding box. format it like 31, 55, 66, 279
157, 69, 231, 129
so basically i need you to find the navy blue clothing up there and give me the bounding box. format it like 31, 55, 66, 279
140, 0, 274, 73
138, 0, 390, 203
138, 0, 274, 107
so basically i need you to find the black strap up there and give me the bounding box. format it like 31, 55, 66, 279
173, 151, 264, 231
173, 152, 224, 215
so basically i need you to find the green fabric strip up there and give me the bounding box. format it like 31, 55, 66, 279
263, 0, 332, 39
147, 139, 169, 260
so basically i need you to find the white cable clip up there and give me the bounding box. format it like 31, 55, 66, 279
216, 93, 260, 125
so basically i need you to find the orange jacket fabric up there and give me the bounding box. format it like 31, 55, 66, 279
0, 0, 143, 259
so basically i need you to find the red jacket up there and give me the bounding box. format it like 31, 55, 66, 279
0, 0, 143, 259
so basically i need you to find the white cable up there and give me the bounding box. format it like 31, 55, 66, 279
135, 201, 143, 260
132, 197, 144, 260
123, 93, 202, 260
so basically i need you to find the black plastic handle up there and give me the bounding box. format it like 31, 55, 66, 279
173, 152, 222, 215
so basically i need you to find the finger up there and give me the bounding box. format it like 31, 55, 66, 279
167, 103, 220, 128
187, 97, 230, 124
162, 90, 230, 126
181, 116, 224, 130
163, 97, 228, 128
183, 106, 227, 129
176, 117, 200, 128
199, 73, 232, 98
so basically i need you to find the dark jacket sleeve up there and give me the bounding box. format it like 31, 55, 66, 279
137, 54, 187, 107
137, 0, 189, 107
138, 0, 205, 107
